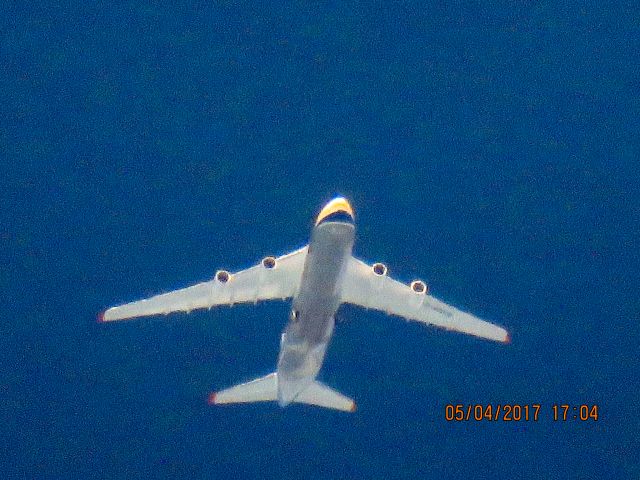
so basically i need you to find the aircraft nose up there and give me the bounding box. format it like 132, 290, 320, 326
315, 196, 354, 225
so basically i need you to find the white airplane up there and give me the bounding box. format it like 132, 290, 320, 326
100, 197, 509, 412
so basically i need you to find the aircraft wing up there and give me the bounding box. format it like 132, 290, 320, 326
340, 257, 509, 343
100, 246, 308, 322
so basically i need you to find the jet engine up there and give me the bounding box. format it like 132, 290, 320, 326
409, 280, 428, 309
410, 280, 428, 295
372, 262, 388, 276
371, 262, 388, 290
262, 256, 277, 269
215, 270, 231, 283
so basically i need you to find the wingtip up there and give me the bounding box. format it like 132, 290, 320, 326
350, 401, 357, 413
97, 311, 106, 323
504, 332, 511, 344
207, 392, 217, 405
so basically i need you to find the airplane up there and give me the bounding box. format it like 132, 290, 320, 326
99, 197, 509, 412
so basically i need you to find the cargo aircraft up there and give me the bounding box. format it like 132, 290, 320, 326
100, 197, 509, 412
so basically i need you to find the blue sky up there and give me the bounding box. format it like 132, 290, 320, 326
2, 1, 638, 478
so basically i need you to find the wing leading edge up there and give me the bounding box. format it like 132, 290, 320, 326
340, 257, 509, 343
100, 246, 308, 322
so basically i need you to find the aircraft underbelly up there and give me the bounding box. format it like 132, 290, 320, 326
277, 221, 355, 405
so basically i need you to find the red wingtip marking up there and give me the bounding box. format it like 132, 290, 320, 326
97, 311, 106, 323
505, 332, 511, 344
350, 402, 357, 413
208, 392, 217, 405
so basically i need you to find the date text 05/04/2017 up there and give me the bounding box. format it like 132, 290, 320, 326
444, 404, 599, 422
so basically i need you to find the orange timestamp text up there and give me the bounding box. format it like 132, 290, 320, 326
444, 404, 600, 422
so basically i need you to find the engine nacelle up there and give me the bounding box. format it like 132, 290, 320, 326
372, 262, 388, 276
215, 270, 231, 283
409, 280, 427, 309
371, 262, 388, 290
262, 256, 277, 269
410, 280, 428, 295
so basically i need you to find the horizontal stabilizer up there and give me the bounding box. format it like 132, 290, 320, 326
209, 373, 277, 405
295, 381, 356, 412
209, 373, 356, 412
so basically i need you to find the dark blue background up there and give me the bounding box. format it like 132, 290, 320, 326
2, 1, 638, 478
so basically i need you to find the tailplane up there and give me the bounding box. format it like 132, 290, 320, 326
295, 380, 356, 412
209, 373, 356, 412
209, 373, 278, 405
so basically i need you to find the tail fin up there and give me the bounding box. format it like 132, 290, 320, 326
209, 373, 356, 412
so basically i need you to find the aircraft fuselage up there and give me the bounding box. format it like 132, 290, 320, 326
276, 219, 355, 406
